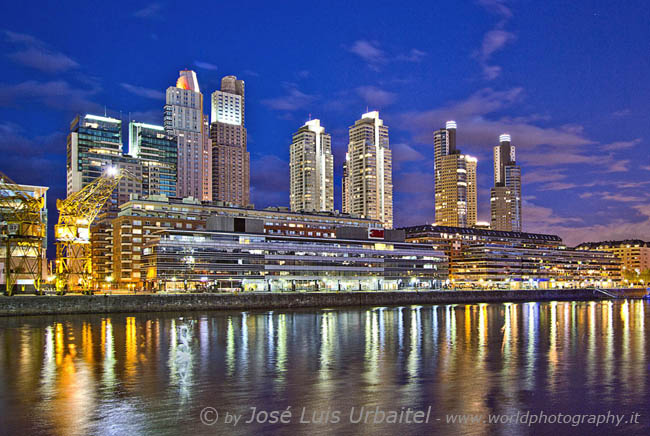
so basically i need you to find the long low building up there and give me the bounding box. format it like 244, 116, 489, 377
452, 244, 621, 289
91, 194, 382, 290
142, 223, 448, 292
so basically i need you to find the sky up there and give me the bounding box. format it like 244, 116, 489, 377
1, 0, 649, 252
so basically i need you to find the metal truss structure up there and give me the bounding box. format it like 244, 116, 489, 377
0, 171, 46, 295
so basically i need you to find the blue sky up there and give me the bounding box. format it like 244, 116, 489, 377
1, 0, 649, 249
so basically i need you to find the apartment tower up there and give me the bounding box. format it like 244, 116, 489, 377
289, 119, 334, 213
343, 111, 393, 228
490, 134, 522, 231
67, 114, 143, 210
210, 75, 250, 206
128, 122, 178, 198
164, 70, 211, 201
433, 121, 477, 227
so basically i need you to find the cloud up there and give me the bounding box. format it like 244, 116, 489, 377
475, 1, 515, 79
4, 30, 78, 73
600, 138, 641, 151
478, 30, 516, 61
120, 83, 165, 100
193, 60, 218, 71
538, 182, 578, 191
261, 83, 317, 112
475, 28, 516, 80
611, 109, 631, 118
524, 168, 566, 184
347, 40, 386, 67
397, 48, 426, 62
347, 40, 425, 70
356, 85, 397, 107
392, 143, 426, 163
477, 0, 513, 19
642, 165, 650, 171
133, 3, 163, 19
0, 79, 101, 112
243, 69, 260, 77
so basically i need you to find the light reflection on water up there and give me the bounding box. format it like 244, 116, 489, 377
0, 300, 648, 435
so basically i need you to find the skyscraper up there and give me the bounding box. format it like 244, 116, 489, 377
164, 70, 211, 201
210, 75, 250, 206
433, 121, 477, 227
128, 122, 178, 198
67, 114, 143, 210
342, 152, 350, 214
343, 111, 393, 228
490, 134, 522, 231
289, 119, 334, 213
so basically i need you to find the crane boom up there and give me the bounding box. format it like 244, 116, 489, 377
55, 168, 137, 294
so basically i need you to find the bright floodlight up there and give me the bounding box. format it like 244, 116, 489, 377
106, 166, 119, 176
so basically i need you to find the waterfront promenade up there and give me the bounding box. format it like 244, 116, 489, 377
1, 288, 647, 317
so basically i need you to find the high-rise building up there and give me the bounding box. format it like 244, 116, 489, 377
344, 111, 393, 228
490, 134, 522, 231
289, 119, 334, 213
128, 122, 178, 198
164, 70, 211, 201
67, 114, 143, 210
210, 75, 250, 206
433, 121, 477, 227
342, 152, 350, 214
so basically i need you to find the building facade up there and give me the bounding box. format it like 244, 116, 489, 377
452, 244, 621, 289
290, 119, 334, 213
433, 121, 477, 227
143, 225, 448, 292
164, 70, 211, 201
67, 114, 143, 211
91, 195, 382, 289
576, 240, 650, 276
128, 122, 177, 198
210, 75, 250, 206
490, 134, 522, 231
343, 111, 393, 228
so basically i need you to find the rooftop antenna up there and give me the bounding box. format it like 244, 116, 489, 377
104, 105, 107, 116
308, 113, 312, 121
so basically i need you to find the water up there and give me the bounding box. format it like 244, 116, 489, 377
0, 300, 648, 435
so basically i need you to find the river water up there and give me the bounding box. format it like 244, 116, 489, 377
0, 300, 648, 435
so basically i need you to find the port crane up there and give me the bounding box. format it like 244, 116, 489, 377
55, 167, 136, 294
0, 171, 46, 296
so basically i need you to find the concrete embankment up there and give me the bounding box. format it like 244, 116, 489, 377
0, 288, 647, 317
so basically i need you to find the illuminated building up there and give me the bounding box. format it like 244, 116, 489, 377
143, 219, 448, 292
128, 122, 177, 198
575, 240, 650, 275
490, 134, 522, 231
92, 195, 381, 289
164, 69, 212, 201
433, 121, 477, 227
290, 119, 334, 213
451, 245, 621, 289
343, 111, 393, 228
342, 152, 349, 213
210, 75, 250, 206
67, 114, 143, 211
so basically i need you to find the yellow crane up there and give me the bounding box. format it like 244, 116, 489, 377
55, 167, 136, 294
0, 171, 46, 296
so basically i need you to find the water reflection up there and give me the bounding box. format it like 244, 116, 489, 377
0, 300, 648, 435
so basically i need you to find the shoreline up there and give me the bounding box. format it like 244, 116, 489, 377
0, 288, 647, 317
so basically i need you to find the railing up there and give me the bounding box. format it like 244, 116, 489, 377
593, 288, 618, 298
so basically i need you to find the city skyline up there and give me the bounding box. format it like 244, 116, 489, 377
1, 0, 649, 247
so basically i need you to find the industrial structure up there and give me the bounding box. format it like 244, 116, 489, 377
0, 172, 47, 295
55, 168, 137, 294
